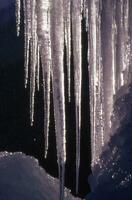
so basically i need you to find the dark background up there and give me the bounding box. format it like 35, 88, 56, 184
0, 1, 91, 198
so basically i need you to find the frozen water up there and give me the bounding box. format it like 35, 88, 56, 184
16, 0, 83, 197
71, 0, 82, 193
0, 152, 81, 200
87, 0, 131, 167
86, 84, 132, 200
15, 0, 132, 198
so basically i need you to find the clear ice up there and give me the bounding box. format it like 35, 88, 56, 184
16, 0, 131, 199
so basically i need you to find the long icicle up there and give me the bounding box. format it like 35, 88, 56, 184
64, 0, 71, 101
36, 43, 40, 91
30, 0, 37, 126
36, 0, 51, 159
88, 0, 98, 166
50, 1, 66, 199
15, 0, 21, 36
72, 0, 82, 194
23, 0, 31, 88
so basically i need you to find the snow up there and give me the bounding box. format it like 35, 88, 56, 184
15, 0, 132, 198
86, 84, 132, 200
0, 152, 81, 200
16, 0, 83, 197
87, 0, 131, 167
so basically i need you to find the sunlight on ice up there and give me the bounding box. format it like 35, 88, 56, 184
16, 0, 132, 199
15, 0, 21, 36
72, 0, 82, 194
36, 0, 51, 159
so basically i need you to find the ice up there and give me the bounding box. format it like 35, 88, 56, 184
15, 0, 21, 36
50, 1, 66, 199
86, 84, 132, 200
0, 152, 81, 200
71, 0, 82, 194
36, 44, 40, 91
87, 0, 104, 166
15, 0, 132, 198
23, 0, 31, 88
116, 0, 130, 88
16, 2, 84, 196
36, 0, 51, 158
87, 0, 131, 168
64, 0, 71, 101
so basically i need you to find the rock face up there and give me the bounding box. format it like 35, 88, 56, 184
0, 152, 81, 200
86, 84, 132, 200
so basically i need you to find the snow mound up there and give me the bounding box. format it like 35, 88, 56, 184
86, 84, 132, 200
0, 152, 81, 200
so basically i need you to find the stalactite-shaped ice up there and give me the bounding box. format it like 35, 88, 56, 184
30, 0, 37, 126
36, 44, 40, 91
123, 0, 130, 84
87, 0, 131, 169
88, 0, 96, 166
72, 0, 82, 194
16, 0, 132, 197
23, 0, 31, 88
128, 0, 132, 83
15, 0, 21, 36
64, 0, 71, 101
83, 0, 88, 31
50, 1, 66, 199
36, 0, 51, 159
116, 0, 130, 89
111, 2, 116, 95
88, 0, 104, 166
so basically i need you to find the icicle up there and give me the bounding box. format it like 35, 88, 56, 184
99, 0, 116, 148
83, 0, 88, 32
87, 0, 131, 170
116, 0, 130, 88
23, 0, 32, 88
30, 0, 37, 126
72, 0, 82, 194
43, 66, 51, 159
116, 0, 125, 88
64, 1, 71, 101
95, 0, 105, 149
41, 43, 51, 158
111, 4, 116, 95
36, 44, 40, 91
122, 0, 130, 85
15, 0, 21, 36
128, 1, 132, 83
36, 0, 51, 159
88, 0, 106, 166
50, 1, 66, 199
88, 0, 98, 166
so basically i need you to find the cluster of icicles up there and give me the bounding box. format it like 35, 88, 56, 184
15, 0, 131, 199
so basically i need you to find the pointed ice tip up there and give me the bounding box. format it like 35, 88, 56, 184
30, 120, 34, 127
44, 148, 48, 159
68, 93, 71, 103
44, 153, 47, 159
24, 81, 28, 89
16, 30, 20, 37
